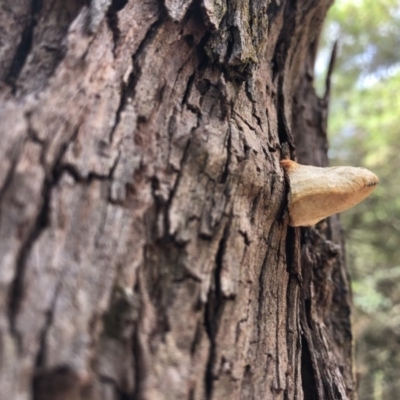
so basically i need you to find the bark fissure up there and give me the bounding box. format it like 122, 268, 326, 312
106, 0, 129, 52
256, 230, 273, 346
0, 137, 24, 206
8, 170, 50, 343
301, 336, 319, 400
32, 278, 62, 376
108, 16, 165, 144
6, 0, 43, 89
204, 224, 229, 399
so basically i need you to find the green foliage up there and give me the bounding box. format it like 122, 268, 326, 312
318, 0, 400, 398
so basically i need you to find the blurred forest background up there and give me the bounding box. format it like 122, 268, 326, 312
317, 0, 400, 399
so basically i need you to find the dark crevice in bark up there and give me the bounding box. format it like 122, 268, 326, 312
304, 298, 313, 330
251, 104, 263, 131
109, 0, 128, 12
197, 78, 211, 95
267, 0, 284, 26
27, 125, 45, 145
234, 111, 257, 134
323, 40, 337, 101
250, 188, 262, 224
285, 226, 302, 399
243, 142, 251, 160
272, 177, 287, 228
5, 0, 43, 90
285, 226, 297, 273
0, 138, 24, 207
131, 11, 166, 68
273, 0, 298, 149
183, 33, 195, 49
7, 120, 83, 343
181, 72, 196, 106
301, 336, 319, 400
256, 240, 270, 344
150, 175, 166, 239
164, 137, 192, 239
217, 80, 230, 120
58, 164, 83, 183
182, 0, 205, 33
196, 32, 213, 73
33, 364, 84, 400
102, 284, 137, 341
274, 232, 287, 394
89, 0, 113, 34
34, 281, 62, 368
204, 224, 229, 399
93, 293, 137, 398
272, 0, 297, 79
224, 26, 255, 82
131, 305, 142, 399
53, 127, 118, 184
282, 123, 297, 272
204, 300, 217, 398
106, 10, 120, 53
7, 174, 51, 348
190, 318, 204, 355
109, 16, 165, 143
277, 86, 294, 149
219, 128, 231, 184
51, 125, 82, 181
225, 26, 236, 65
106, 0, 129, 52
98, 376, 131, 400
32, 280, 63, 399
108, 77, 133, 144
87, 170, 115, 182
238, 230, 251, 247
119, 391, 132, 400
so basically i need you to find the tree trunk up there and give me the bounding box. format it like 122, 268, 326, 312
0, 1, 355, 399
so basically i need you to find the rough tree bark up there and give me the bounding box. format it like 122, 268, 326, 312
0, 1, 354, 399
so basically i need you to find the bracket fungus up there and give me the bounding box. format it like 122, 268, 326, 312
280, 159, 379, 227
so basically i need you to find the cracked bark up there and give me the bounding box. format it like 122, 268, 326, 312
0, 1, 354, 399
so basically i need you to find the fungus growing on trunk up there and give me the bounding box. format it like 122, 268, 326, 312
281, 160, 379, 227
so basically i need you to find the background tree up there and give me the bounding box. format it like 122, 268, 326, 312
0, 1, 355, 399
317, 1, 400, 399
